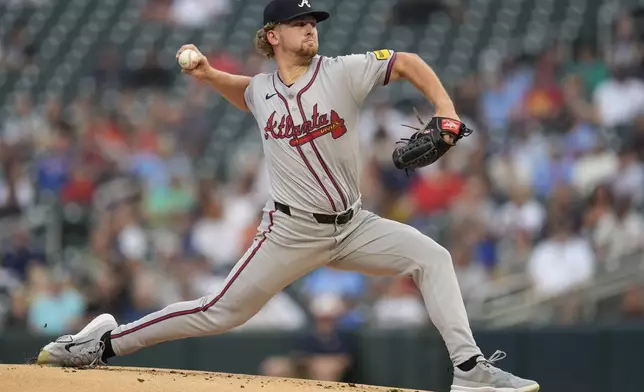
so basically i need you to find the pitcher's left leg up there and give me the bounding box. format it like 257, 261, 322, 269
332, 211, 539, 392
333, 210, 480, 364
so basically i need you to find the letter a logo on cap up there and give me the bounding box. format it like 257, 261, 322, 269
298, 0, 311, 7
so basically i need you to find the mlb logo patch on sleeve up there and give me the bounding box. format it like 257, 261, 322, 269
373, 49, 391, 60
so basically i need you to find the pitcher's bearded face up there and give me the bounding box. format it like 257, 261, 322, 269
274, 16, 319, 58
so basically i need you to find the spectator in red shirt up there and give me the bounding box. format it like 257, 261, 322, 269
60, 165, 95, 206
409, 162, 466, 215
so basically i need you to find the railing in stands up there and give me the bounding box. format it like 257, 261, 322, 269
476, 251, 644, 328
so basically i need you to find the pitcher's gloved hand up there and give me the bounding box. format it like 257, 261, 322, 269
392, 110, 473, 171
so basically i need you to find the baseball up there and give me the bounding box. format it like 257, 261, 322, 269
178, 49, 199, 70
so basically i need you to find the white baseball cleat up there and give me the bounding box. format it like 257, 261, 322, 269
36, 313, 117, 367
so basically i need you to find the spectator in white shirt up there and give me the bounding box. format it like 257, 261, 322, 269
222, 164, 264, 239
0, 161, 35, 210
191, 192, 242, 271
593, 195, 644, 270
2, 94, 49, 148
487, 147, 533, 197
528, 220, 595, 298
572, 144, 619, 197
114, 202, 149, 263
611, 147, 644, 207
170, 0, 230, 27
498, 184, 546, 238
371, 277, 428, 329
593, 65, 644, 128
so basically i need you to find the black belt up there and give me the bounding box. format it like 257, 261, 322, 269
275, 201, 354, 225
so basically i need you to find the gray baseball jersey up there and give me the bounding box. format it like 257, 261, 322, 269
243, 51, 397, 214
108, 50, 482, 367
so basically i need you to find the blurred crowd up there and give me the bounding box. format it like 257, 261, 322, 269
0, 5, 644, 382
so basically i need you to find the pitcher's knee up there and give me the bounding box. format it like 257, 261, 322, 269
435, 245, 453, 266
226, 309, 255, 330
414, 241, 453, 271
201, 300, 257, 333
213, 306, 254, 331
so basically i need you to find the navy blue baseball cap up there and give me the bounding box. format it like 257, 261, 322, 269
263, 0, 330, 25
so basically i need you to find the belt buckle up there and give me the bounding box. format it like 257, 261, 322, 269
335, 208, 352, 225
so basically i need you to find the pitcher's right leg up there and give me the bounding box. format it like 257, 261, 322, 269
110, 209, 327, 357
110, 247, 275, 356
37, 208, 330, 366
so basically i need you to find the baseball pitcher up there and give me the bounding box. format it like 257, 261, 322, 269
37, 1, 539, 391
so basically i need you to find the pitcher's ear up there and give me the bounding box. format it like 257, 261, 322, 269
267, 29, 279, 46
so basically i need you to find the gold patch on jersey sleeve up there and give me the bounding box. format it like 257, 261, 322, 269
373, 49, 391, 60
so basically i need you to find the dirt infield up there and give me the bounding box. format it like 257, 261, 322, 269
1, 365, 431, 392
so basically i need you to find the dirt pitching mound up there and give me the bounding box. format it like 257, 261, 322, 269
2, 365, 430, 392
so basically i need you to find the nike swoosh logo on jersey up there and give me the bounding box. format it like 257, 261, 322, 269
65, 339, 94, 352
265, 93, 277, 100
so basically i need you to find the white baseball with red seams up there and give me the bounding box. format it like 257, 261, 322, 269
107, 50, 483, 370
177, 49, 199, 70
